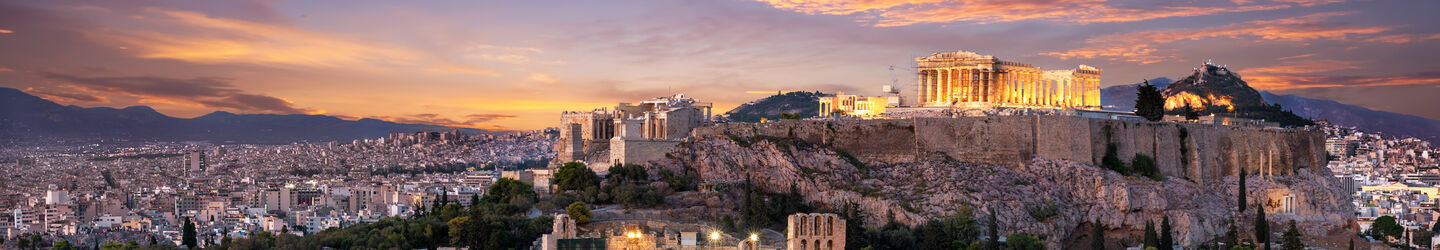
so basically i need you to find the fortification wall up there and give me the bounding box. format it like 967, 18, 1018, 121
611, 139, 682, 167
691, 116, 1324, 181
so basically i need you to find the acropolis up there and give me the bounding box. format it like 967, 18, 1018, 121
914, 50, 1101, 109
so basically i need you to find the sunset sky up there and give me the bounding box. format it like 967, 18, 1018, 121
2, 0, 1438, 130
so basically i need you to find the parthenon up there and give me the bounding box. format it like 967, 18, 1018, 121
916, 50, 1100, 109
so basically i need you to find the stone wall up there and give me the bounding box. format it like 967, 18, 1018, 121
610, 138, 682, 167
691, 116, 1324, 181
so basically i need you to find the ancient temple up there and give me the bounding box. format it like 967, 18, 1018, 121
915, 50, 1101, 109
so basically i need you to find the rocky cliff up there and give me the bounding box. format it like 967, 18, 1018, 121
692, 116, 1326, 184
652, 133, 1354, 248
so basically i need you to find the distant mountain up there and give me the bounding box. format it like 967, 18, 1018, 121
0, 87, 487, 144
1261, 91, 1440, 143
723, 91, 824, 122
1100, 77, 1171, 111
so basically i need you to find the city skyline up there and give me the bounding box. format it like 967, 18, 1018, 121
2, 0, 1438, 131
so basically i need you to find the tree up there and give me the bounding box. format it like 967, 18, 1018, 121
1416, 229, 1433, 249
1254, 204, 1269, 248
53, 240, 73, 250
918, 205, 979, 250
1161, 216, 1174, 250
1224, 220, 1240, 248
1431, 219, 1440, 234
1144, 220, 1158, 248
1373, 216, 1403, 241
1091, 219, 1105, 250
566, 201, 592, 224
1135, 79, 1166, 121
986, 207, 999, 250
1006, 234, 1045, 250
125, 240, 139, 249
1183, 103, 1199, 120
183, 217, 197, 248
470, 194, 480, 209
150, 236, 158, 246
484, 178, 537, 206
16, 237, 29, 250
555, 162, 600, 191
1280, 220, 1304, 250
1238, 170, 1247, 213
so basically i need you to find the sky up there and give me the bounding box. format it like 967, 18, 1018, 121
1, 0, 1438, 131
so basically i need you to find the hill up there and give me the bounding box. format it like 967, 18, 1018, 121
1154, 62, 1312, 126
0, 87, 487, 145
722, 91, 824, 122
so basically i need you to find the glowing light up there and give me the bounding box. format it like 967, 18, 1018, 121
749, 233, 758, 241
1164, 91, 1234, 112
710, 231, 721, 240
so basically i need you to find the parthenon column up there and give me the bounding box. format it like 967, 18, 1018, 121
946, 69, 956, 103
959, 69, 969, 102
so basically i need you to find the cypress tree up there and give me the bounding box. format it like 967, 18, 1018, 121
1135, 79, 1166, 121
182, 217, 197, 248
987, 207, 1000, 250
1255, 203, 1269, 249
1160, 216, 1174, 250
1281, 220, 1304, 250
1239, 170, 1247, 212
470, 194, 480, 208
1091, 219, 1105, 250
1144, 220, 1158, 248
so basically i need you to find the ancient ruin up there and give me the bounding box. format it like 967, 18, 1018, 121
556, 94, 712, 169
915, 50, 1100, 109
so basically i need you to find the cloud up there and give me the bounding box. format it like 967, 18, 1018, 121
529, 73, 556, 83
1240, 60, 1440, 90
0, 29, 11, 34
83, 8, 416, 69
0, 67, 13, 72
752, 0, 1334, 26
368, 113, 518, 130
1042, 12, 1391, 64
25, 87, 109, 103
40, 72, 314, 114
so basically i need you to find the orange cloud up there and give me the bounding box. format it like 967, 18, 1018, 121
80, 8, 506, 77
1240, 60, 1440, 90
0, 29, 12, 34
753, 0, 1331, 26
1042, 12, 1390, 64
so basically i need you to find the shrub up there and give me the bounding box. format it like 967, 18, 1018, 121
1006, 234, 1045, 250
565, 201, 591, 224
1132, 153, 1163, 181
1102, 143, 1130, 175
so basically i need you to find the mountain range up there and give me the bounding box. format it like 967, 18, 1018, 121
0, 87, 487, 145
